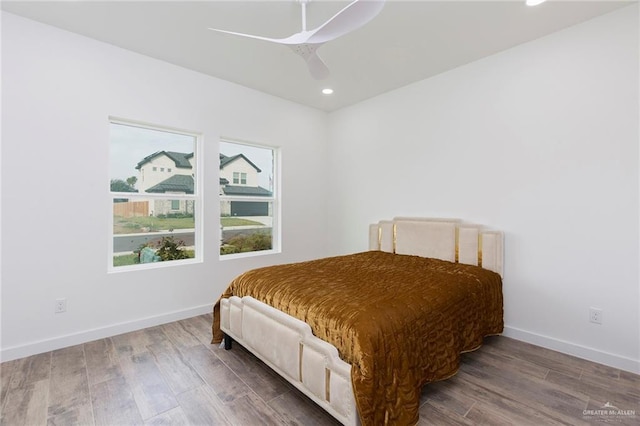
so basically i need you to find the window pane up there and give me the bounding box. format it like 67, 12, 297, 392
113, 198, 195, 267
220, 140, 276, 257
110, 121, 199, 270
220, 200, 272, 255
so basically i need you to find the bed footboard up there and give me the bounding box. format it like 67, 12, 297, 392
219, 296, 359, 426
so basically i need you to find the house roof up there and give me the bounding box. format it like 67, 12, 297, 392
146, 174, 194, 194
222, 185, 271, 197
220, 153, 261, 173
136, 151, 193, 170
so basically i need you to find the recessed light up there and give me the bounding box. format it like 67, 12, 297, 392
526, 0, 547, 6
322, 88, 334, 95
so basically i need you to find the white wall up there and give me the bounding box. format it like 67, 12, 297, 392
327, 5, 639, 373
0, 12, 329, 361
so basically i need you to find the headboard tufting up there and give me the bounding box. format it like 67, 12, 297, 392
368, 217, 504, 277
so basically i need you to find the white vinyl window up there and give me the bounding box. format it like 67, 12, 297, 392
109, 119, 201, 270
220, 139, 279, 257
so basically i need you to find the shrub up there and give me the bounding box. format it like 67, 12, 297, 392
155, 236, 189, 261
166, 212, 193, 219
220, 245, 240, 255
221, 232, 272, 255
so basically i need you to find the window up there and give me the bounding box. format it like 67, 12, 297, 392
109, 119, 200, 270
220, 140, 278, 257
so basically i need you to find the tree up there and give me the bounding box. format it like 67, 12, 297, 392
126, 176, 137, 188
110, 179, 136, 192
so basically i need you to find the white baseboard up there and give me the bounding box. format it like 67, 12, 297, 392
0, 303, 213, 362
3, 312, 638, 375
503, 325, 640, 375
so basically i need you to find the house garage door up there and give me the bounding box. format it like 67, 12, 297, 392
230, 201, 268, 216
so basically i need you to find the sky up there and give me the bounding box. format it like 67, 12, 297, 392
110, 122, 275, 190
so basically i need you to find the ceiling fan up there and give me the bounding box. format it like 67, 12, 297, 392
209, 0, 385, 80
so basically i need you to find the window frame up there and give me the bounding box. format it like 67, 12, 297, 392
108, 117, 203, 272
219, 138, 280, 260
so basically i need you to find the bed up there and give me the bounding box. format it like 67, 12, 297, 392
212, 218, 504, 425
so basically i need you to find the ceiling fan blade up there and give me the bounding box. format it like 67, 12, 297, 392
208, 27, 307, 45
209, 1, 384, 80
288, 44, 329, 80
306, 52, 330, 80
306, 0, 385, 44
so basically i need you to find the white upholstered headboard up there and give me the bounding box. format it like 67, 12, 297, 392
368, 218, 504, 277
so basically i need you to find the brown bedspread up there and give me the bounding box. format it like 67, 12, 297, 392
212, 251, 503, 426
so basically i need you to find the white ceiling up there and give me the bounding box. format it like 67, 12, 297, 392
2, 1, 634, 112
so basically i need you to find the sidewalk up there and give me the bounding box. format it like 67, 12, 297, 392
115, 229, 195, 237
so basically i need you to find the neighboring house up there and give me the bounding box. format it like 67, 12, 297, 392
134, 151, 195, 216
136, 151, 194, 193
219, 153, 272, 217
130, 151, 271, 217
146, 174, 195, 216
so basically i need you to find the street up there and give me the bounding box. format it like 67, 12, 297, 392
113, 228, 272, 253
114, 231, 194, 253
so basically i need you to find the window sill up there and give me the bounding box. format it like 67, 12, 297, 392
108, 257, 202, 273
219, 248, 281, 261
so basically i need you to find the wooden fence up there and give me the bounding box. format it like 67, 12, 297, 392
113, 201, 149, 218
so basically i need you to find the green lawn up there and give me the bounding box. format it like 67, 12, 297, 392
113, 249, 195, 267
114, 216, 264, 234
113, 253, 139, 267
114, 216, 194, 234
220, 217, 265, 227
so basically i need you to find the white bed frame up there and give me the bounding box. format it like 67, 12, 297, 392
218, 218, 504, 426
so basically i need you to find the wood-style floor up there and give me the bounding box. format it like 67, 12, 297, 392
1, 313, 638, 425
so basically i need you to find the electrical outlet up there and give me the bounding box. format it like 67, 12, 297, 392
55, 298, 67, 314
589, 307, 602, 324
